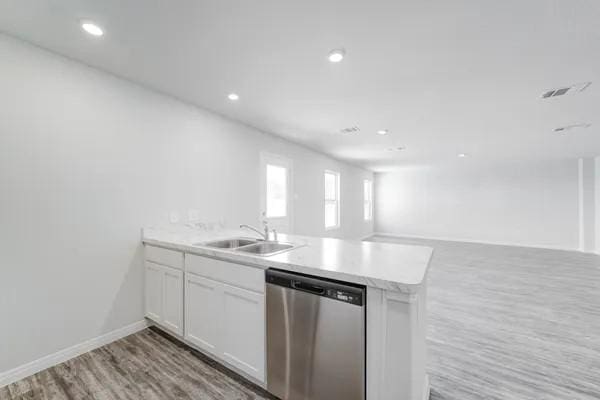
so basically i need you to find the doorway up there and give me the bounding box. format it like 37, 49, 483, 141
260, 152, 293, 234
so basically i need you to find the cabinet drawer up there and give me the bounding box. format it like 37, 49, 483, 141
185, 254, 264, 293
145, 245, 184, 269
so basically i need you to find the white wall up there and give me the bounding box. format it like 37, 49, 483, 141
596, 157, 600, 254
375, 160, 581, 250
0, 35, 372, 375
579, 158, 596, 252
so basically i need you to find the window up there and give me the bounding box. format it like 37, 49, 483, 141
266, 164, 287, 218
364, 179, 373, 221
324, 170, 340, 229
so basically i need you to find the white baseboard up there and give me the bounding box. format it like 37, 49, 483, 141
372, 232, 582, 253
359, 233, 375, 241
0, 319, 149, 388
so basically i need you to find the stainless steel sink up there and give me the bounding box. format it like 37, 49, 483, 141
235, 241, 297, 256
193, 237, 301, 256
196, 238, 260, 248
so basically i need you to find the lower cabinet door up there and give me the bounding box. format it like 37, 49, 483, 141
221, 283, 265, 382
185, 273, 221, 356
162, 266, 184, 336
145, 261, 163, 323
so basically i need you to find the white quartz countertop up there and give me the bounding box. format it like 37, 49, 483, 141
142, 226, 434, 293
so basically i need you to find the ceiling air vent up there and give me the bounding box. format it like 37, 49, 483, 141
340, 126, 360, 134
553, 123, 591, 133
541, 82, 592, 99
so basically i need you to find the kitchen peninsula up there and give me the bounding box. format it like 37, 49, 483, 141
142, 226, 433, 400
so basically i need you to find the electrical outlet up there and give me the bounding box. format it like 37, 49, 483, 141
169, 211, 180, 224
188, 209, 200, 222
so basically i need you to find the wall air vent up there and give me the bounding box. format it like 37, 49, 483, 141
553, 123, 591, 133
340, 126, 360, 134
541, 82, 592, 99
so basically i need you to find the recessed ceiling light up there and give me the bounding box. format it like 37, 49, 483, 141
81, 21, 104, 37
228, 93, 239, 101
377, 129, 389, 135
458, 153, 468, 158
328, 48, 346, 63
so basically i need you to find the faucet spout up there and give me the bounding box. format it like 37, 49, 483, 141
240, 224, 269, 240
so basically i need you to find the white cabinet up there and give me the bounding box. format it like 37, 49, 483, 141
185, 273, 220, 355
145, 245, 184, 269
162, 266, 184, 335
145, 261, 163, 322
144, 260, 184, 336
144, 245, 184, 336
221, 283, 265, 380
184, 255, 265, 383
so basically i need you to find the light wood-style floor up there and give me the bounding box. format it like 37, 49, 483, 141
368, 235, 600, 400
0, 327, 275, 400
2, 236, 599, 400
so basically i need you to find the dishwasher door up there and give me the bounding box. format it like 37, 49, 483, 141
266, 269, 366, 400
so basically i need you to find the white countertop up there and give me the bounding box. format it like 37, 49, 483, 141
142, 226, 434, 293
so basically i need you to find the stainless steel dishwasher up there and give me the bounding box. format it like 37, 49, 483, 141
266, 269, 366, 400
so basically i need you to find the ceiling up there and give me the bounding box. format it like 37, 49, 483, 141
1, 0, 599, 171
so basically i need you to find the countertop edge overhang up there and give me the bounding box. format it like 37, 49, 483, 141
142, 227, 434, 294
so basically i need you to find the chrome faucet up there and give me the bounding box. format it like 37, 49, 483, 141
240, 221, 277, 241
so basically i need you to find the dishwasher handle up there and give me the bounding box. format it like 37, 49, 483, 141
291, 280, 325, 295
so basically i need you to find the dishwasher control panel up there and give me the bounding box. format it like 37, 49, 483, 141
266, 268, 365, 306
326, 289, 363, 305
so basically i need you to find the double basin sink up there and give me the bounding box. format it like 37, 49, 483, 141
194, 237, 300, 256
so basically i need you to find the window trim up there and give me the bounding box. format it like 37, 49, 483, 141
364, 179, 373, 221
324, 170, 340, 230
